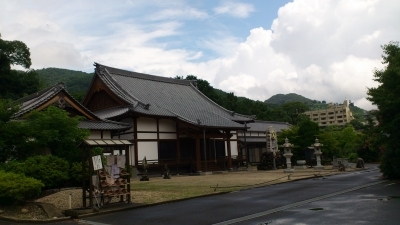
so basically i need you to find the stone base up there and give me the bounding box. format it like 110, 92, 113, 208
284, 169, 294, 173
294, 165, 307, 169
314, 166, 325, 170
140, 176, 149, 181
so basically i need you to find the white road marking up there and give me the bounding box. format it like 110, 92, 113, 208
77, 219, 111, 225
213, 180, 386, 225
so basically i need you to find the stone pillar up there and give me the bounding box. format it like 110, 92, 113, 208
282, 138, 294, 173
312, 138, 324, 170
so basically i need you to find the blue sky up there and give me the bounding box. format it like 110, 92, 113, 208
1, 0, 400, 110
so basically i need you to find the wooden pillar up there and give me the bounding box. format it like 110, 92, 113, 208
134, 117, 139, 166
82, 146, 86, 208
88, 147, 93, 207
125, 144, 131, 203
176, 123, 180, 174
195, 135, 201, 172
226, 130, 232, 169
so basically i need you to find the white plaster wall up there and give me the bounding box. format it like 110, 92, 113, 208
231, 134, 237, 140
159, 119, 176, 132
137, 133, 157, 139
88, 131, 101, 139
225, 140, 239, 156
137, 142, 158, 162
230, 141, 238, 156
102, 131, 111, 139
159, 133, 176, 139
137, 117, 157, 132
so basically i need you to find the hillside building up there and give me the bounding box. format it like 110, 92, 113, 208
304, 100, 354, 127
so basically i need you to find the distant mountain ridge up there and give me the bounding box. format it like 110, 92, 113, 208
264, 93, 314, 105
265, 93, 366, 120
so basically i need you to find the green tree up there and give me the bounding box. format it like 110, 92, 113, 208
367, 41, 400, 178
0, 104, 90, 162
23, 106, 90, 162
0, 35, 41, 99
279, 102, 309, 125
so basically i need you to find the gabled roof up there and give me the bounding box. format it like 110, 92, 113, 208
78, 119, 132, 131
13, 83, 99, 120
12, 83, 132, 131
238, 120, 292, 143
90, 63, 254, 129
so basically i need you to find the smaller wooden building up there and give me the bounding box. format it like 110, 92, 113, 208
237, 120, 291, 164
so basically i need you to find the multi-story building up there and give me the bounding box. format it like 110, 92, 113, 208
304, 100, 354, 127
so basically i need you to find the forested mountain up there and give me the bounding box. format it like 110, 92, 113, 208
36, 68, 93, 100
265, 93, 315, 105
265, 93, 366, 120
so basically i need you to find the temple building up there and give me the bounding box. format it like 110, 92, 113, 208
81, 63, 255, 173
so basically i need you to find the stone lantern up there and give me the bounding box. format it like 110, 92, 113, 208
311, 138, 324, 170
281, 137, 294, 173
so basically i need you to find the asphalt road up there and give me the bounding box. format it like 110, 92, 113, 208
2, 164, 399, 225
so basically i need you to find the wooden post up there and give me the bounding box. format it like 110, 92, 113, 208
134, 117, 139, 167
88, 147, 93, 207
195, 135, 201, 172
82, 146, 86, 208
125, 144, 131, 203
176, 123, 180, 174
226, 130, 232, 170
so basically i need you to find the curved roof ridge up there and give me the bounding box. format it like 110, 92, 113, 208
98, 63, 192, 86
12, 84, 65, 118
96, 64, 148, 110
12, 83, 102, 121
188, 82, 255, 121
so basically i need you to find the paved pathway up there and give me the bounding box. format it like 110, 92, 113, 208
2, 165, 398, 225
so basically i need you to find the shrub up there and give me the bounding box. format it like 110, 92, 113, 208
347, 153, 359, 163
23, 155, 69, 189
69, 161, 89, 186
0, 170, 44, 205
0, 160, 25, 174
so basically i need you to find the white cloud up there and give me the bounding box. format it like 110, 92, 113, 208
147, 7, 209, 21
213, 1, 255, 18
2, 0, 399, 111
207, 0, 399, 110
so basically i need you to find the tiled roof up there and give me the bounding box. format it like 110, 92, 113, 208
238, 137, 266, 143
78, 120, 131, 131
245, 120, 292, 132
12, 83, 93, 118
94, 63, 253, 129
94, 106, 130, 119
12, 83, 132, 131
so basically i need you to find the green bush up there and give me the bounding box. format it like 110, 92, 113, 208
69, 161, 89, 186
347, 153, 359, 163
379, 146, 400, 179
23, 155, 69, 189
0, 160, 25, 174
0, 170, 44, 205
